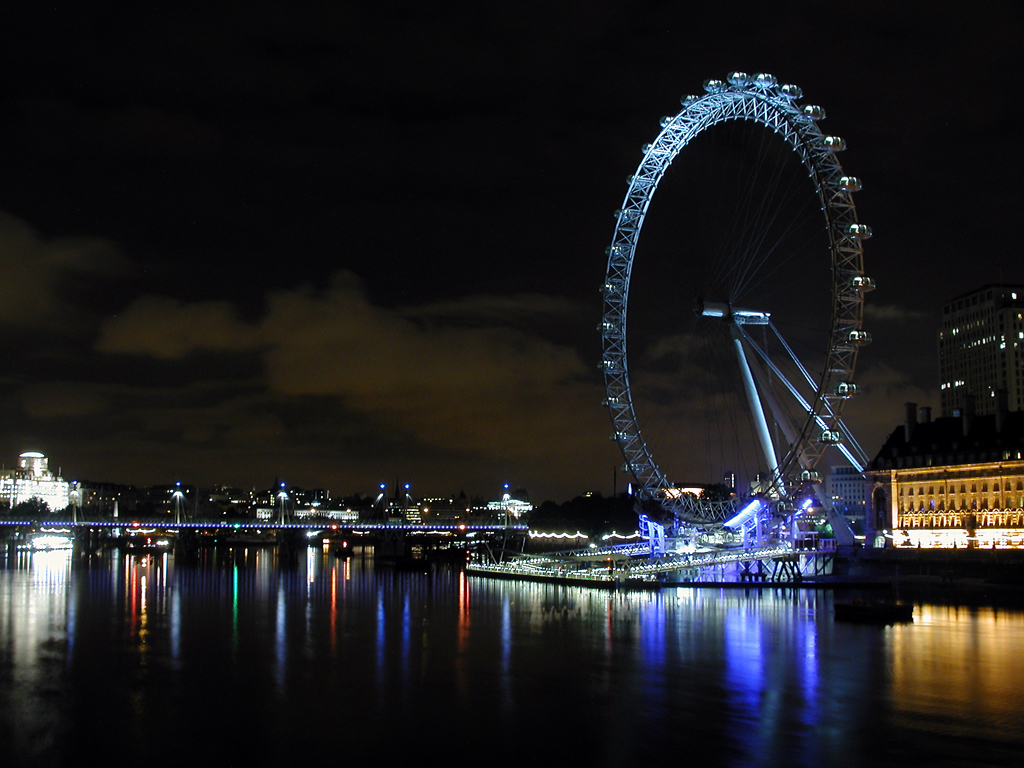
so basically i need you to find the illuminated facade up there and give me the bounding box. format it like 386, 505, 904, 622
0, 452, 71, 512
939, 284, 1024, 417
866, 403, 1024, 548
485, 494, 533, 520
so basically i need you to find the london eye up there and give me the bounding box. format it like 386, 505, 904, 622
600, 73, 873, 535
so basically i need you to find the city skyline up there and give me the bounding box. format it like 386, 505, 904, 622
0, 3, 1020, 501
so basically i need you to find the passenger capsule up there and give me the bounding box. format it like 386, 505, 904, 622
753, 73, 777, 88
823, 136, 846, 151
844, 223, 872, 239
680, 94, 700, 106
847, 330, 872, 345
819, 431, 842, 445
802, 104, 826, 120
601, 281, 623, 295
641, 143, 653, 154
835, 382, 860, 398
799, 469, 823, 483
850, 275, 876, 291
703, 79, 727, 92
660, 116, 674, 127
600, 359, 623, 372
727, 71, 751, 86
780, 84, 803, 99
838, 176, 862, 192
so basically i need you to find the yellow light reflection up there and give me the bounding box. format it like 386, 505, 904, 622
889, 606, 1024, 739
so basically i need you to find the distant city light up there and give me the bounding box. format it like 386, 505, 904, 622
31, 534, 73, 550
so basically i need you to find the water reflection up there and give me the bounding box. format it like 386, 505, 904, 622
0, 549, 1022, 766
890, 604, 1024, 755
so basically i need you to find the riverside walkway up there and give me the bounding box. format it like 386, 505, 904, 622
467, 540, 838, 586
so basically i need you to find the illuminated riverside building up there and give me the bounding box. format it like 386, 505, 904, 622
865, 401, 1024, 548
484, 493, 533, 520
0, 451, 71, 511
939, 284, 1024, 417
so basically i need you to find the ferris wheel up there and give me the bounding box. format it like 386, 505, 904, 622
600, 72, 873, 527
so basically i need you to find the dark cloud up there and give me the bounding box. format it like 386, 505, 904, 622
0, 210, 125, 327
863, 304, 930, 323
842, 363, 939, 455
97, 296, 260, 359
93, 272, 615, 498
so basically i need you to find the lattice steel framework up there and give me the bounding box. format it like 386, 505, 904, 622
600, 72, 872, 524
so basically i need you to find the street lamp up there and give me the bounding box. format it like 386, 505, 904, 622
172, 482, 186, 525
276, 482, 289, 525
69, 481, 82, 523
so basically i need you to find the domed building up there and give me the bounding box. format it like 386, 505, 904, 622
0, 451, 70, 512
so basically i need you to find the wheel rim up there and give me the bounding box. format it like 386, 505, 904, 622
601, 73, 870, 523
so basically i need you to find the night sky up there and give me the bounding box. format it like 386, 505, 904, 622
0, 2, 1020, 502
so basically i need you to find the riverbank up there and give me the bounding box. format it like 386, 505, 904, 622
836, 546, 1024, 584
814, 546, 1024, 606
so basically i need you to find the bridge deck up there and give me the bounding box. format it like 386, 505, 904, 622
0, 518, 527, 533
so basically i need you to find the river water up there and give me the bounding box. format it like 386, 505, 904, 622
1, 545, 1023, 767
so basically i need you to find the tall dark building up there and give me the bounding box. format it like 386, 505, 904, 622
826, 465, 866, 530
939, 284, 1024, 417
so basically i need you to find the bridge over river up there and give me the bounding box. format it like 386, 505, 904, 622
0, 516, 528, 561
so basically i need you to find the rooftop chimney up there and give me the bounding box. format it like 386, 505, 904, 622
962, 393, 975, 437
995, 389, 1009, 434
904, 402, 918, 442
918, 406, 932, 424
